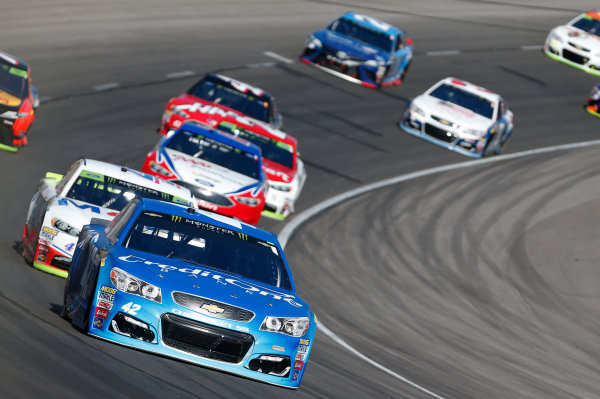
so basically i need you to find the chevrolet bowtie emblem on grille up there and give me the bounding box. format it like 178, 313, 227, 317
439, 119, 450, 126
201, 303, 225, 314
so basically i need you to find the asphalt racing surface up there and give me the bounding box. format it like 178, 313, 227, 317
2, 1, 600, 398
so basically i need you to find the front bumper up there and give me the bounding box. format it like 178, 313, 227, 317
300, 48, 401, 89
195, 197, 263, 225
586, 104, 600, 118
262, 189, 297, 221
399, 109, 486, 159
87, 286, 314, 388
32, 235, 76, 278
544, 38, 600, 76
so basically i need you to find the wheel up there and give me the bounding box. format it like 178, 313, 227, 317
482, 124, 506, 157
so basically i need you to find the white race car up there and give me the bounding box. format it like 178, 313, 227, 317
544, 11, 600, 76
21, 158, 196, 278
399, 77, 513, 158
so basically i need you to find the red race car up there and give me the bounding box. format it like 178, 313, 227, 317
0, 51, 38, 152
159, 73, 282, 136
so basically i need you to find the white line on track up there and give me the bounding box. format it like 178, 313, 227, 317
263, 51, 294, 64
426, 50, 461, 56
279, 138, 600, 399
247, 62, 276, 69
166, 70, 194, 79
521, 45, 543, 51
93, 82, 120, 91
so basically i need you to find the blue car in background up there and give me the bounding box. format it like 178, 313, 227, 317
62, 198, 316, 388
300, 12, 413, 88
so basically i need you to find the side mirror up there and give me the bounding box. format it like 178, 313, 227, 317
273, 113, 284, 130
31, 86, 40, 109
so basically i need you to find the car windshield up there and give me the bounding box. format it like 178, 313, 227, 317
429, 83, 495, 119
572, 14, 600, 36
166, 129, 260, 179
330, 17, 393, 52
187, 77, 271, 123
0, 60, 27, 100
124, 211, 292, 289
66, 170, 191, 211
216, 121, 294, 169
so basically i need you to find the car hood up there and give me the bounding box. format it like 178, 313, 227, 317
262, 159, 296, 184
162, 148, 258, 194
555, 25, 600, 51
314, 29, 390, 61
109, 249, 310, 316
49, 197, 119, 230
173, 94, 244, 122
413, 94, 493, 131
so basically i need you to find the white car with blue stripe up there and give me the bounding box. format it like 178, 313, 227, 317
21, 158, 195, 278
399, 77, 514, 158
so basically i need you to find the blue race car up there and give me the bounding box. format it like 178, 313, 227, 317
300, 12, 413, 88
62, 198, 316, 388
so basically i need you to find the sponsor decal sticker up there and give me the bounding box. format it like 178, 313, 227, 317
295, 353, 306, 362
40, 232, 55, 242
42, 226, 58, 236
96, 300, 113, 310
100, 285, 117, 294
120, 255, 303, 307
95, 307, 109, 319
37, 249, 48, 262
272, 345, 285, 352
294, 360, 303, 370
92, 317, 104, 329
292, 371, 300, 382
297, 344, 309, 354
299, 338, 310, 345
98, 291, 115, 303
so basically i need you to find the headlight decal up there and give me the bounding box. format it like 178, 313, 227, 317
234, 195, 261, 206
260, 316, 310, 337
110, 267, 162, 303
149, 160, 174, 178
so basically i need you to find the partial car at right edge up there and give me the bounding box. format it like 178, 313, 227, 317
544, 11, 600, 76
